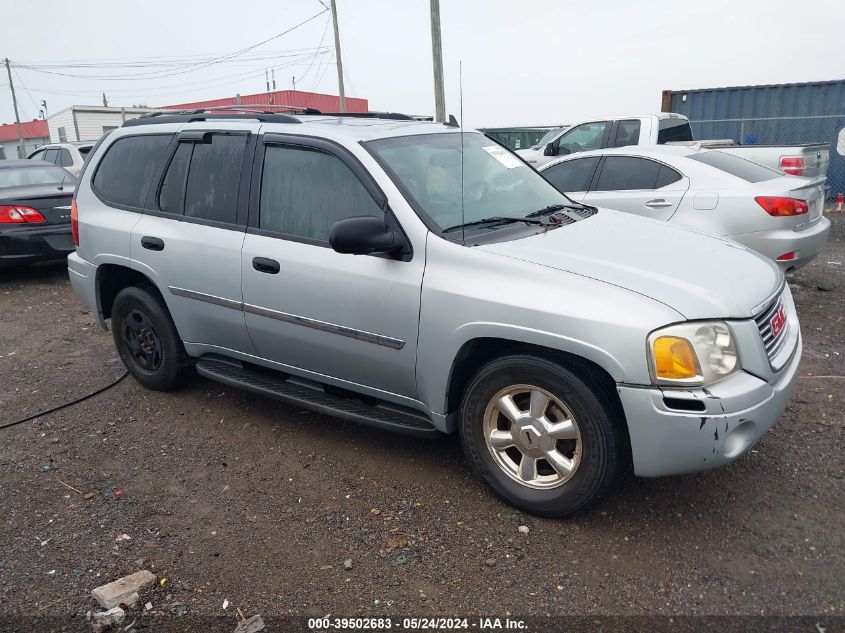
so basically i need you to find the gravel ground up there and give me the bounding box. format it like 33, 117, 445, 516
0, 214, 843, 632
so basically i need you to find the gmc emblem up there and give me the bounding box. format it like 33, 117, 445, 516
770, 305, 787, 338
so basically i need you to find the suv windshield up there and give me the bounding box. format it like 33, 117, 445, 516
367, 132, 573, 233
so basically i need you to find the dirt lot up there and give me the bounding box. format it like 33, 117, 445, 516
0, 215, 843, 632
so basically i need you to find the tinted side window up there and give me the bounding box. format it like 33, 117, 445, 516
43, 149, 59, 164
29, 149, 46, 161
657, 119, 693, 143
93, 135, 173, 208
609, 120, 641, 148
595, 157, 662, 191
57, 148, 73, 167
158, 143, 192, 214
543, 157, 600, 193
259, 145, 382, 242
183, 134, 247, 224
655, 164, 683, 188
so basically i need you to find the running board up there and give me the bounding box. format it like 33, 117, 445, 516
195, 356, 440, 438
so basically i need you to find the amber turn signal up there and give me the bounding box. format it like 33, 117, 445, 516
652, 336, 699, 380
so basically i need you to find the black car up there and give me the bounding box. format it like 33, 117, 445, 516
0, 160, 77, 269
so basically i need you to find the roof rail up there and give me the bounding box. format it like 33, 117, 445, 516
124, 108, 303, 127
315, 111, 418, 121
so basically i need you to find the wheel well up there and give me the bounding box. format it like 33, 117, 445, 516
97, 264, 162, 320
445, 338, 630, 456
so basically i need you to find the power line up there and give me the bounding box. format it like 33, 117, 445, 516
295, 15, 331, 85
11, 9, 328, 82
11, 66, 39, 118
22, 52, 333, 102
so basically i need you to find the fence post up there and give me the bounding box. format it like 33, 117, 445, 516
739, 119, 745, 144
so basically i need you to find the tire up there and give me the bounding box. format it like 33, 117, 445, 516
459, 354, 624, 517
111, 285, 192, 391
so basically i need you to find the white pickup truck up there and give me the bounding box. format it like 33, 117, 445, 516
516, 113, 830, 179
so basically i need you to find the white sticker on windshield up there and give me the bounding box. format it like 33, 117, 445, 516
482, 145, 522, 169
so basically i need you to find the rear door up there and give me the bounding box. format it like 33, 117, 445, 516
129, 127, 257, 355
540, 156, 600, 201
240, 134, 423, 398
582, 156, 689, 221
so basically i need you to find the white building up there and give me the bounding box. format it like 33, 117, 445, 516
47, 106, 163, 143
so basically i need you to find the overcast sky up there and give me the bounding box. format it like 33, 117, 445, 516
2, 0, 842, 128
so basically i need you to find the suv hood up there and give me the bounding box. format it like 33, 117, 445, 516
477, 209, 782, 320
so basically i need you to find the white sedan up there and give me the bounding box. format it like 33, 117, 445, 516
539, 145, 830, 272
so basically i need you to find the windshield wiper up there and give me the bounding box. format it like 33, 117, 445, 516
443, 216, 547, 233
525, 203, 588, 218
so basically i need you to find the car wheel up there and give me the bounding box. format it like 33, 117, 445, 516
459, 354, 624, 517
111, 285, 192, 391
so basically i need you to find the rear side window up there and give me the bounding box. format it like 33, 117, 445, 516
57, 148, 73, 167
183, 135, 246, 223
688, 150, 778, 183
259, 144, 382, 241
609, 120, 641, 148
655, 164, 683, 187
657, 119, 693, 143
43, 148, 59, 164
156, 134, 247, 224
595, 157, 663, 191
93, 135, 172, 208
543, 157, 600, 192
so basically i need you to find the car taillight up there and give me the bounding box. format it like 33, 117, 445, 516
779, 156, 805, 176
755, 196, 809, 217
0, 205, 46, 223
777, 251, 797, 261
71, 199, 79, 247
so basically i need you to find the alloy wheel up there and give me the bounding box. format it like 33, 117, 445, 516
483, 384, 582, 489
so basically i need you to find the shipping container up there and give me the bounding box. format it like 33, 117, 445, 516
662, 79, 845, 198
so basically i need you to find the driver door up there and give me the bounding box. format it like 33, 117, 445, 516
240, 134, 423, 398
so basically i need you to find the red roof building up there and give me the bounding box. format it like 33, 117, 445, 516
163, 89, 368, 113
0, 119, 49, 143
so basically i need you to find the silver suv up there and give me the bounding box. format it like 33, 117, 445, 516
68, 109, 801, 516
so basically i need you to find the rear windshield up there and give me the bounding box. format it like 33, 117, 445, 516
688, 150, 779, 183
78, 146, 93, 158
657, 118, 694, 143
0, 165, 72, 188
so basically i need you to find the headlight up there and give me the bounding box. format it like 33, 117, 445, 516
647, 321, 739, 386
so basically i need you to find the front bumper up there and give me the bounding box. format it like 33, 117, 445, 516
67, 252, 106, 329
618, 333, 802, 477
0, 224, 74, 268
730, 216, 830, 272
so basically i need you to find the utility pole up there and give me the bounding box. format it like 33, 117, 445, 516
429, 0, 446, 122
4, 58, 25, 158
329, 0, 346, 112
292, 76, 296, 91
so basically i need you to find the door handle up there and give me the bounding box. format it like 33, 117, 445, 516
644, 199, 673, 209
252, 257, 280, 274
141, 236, 165, 251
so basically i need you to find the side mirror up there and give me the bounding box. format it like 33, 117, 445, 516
329, 216, 402, 256
543, 141, 557, 157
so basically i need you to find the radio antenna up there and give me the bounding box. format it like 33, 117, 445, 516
459, 60, 465, 245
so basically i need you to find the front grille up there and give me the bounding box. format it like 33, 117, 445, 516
754, 292, 789, 362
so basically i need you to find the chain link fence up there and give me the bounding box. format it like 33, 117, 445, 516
479, 126, 563, 152
689, 115, 845, 198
